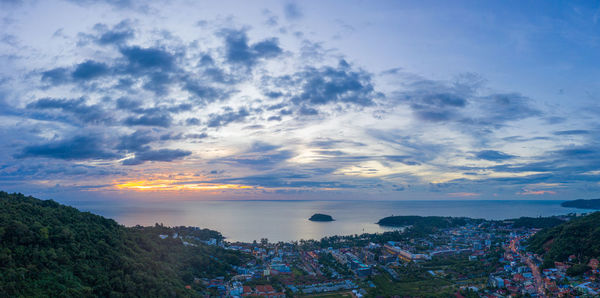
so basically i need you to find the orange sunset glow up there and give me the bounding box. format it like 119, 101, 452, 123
114, 179, 256, 191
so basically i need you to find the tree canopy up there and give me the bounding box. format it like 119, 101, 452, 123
0, 191, 247, 297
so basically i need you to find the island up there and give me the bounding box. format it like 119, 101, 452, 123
309, 213, 335, 221
561, 199, 600, 210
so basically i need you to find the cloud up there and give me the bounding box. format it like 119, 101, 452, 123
366, 128, 444, 164
26, 97, 111, 124
185, 118, 201, 125
116, 129, 155, 151
41, 67, 70, 85
314, 150, 346, 156
93, 20, 135, 45
115, 97, 142, 110
447, 192, 480, 197
39, 60, 111, 85
553, 129, 589, 135
213, 142, 294, 169
221, 29, 282, 68
183, 79, 231, 104
517, 189, 557, 195
474, 150, 515, 162
410, 93, 466, 122
393, 76, 541, 127
16, 135, 118, 160
141, 71, 175, 95
124, 113, 172, 127
384, 155, 420, 166
298, 106, 318, 115
396, 79, 470, 122
207, 107, 250, 128
72, 60, 110, 80
120, 46, 175, 71
247, 142, 280, 152
284, 2, 303, 20
122, 148, 191, 165
271, 60, 379, 111
482, 93, 541, 123
309, 138, 366, 149
206, 174, 355, 189
0, 160, 126, 182
185, 133, 208, 139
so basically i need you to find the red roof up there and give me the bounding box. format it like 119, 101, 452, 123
255, 285, 275, 293
243, 286, 252, 293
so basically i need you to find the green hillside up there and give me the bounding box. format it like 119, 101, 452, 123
527, 211, 600, 269
376, 215, 472, 228
561, 198, 600, 210
0, 191, 247, 297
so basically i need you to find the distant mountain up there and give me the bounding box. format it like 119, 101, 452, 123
309, 213, 334, 221
0, 191, 247, 297
527, 211, 600, 270
561, 199, 600, 210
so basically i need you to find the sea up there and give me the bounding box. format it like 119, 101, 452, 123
68, 200, 594, 243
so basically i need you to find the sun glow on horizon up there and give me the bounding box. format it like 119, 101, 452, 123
114, 180, 256, 191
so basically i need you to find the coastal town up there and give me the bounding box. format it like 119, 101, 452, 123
162, 214, 600, 297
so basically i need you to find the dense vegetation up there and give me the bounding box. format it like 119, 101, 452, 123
0, 192, 247, 297
527, 211, 600, 270
503, 216, 567, 229
561, 198, 600, 210
377, 215, 474, 228
367, 253, 501, 297
309, 213, 334, 222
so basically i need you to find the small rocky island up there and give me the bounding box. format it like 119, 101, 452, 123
308, 213, 334, 222
561, 199, 600, 210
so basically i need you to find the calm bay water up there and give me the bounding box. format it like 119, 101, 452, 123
69, 200, 592, 243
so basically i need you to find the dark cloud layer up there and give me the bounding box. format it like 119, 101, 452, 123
16, 135, 119, 160
474, 150, 515, 162
222, 29, 282, 68
120, 46, 175, 70
290, 60, 377, 107
72, 60, 110, 80
122, 148, 191, 165
27, 97, 111, 124
123, 113, 172, 127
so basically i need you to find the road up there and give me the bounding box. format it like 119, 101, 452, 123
510, 237, 546, 297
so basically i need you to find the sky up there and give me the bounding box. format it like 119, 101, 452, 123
1, 0, 600, 202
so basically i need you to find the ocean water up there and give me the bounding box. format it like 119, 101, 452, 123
69, 200, 593, 243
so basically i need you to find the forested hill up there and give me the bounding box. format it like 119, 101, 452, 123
560, 198, 600, 209
0, 191, 247, 297
376, 215, 476, 228
527, 211, 600, 269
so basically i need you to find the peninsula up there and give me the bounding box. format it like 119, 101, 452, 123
561, 199, 600, 210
